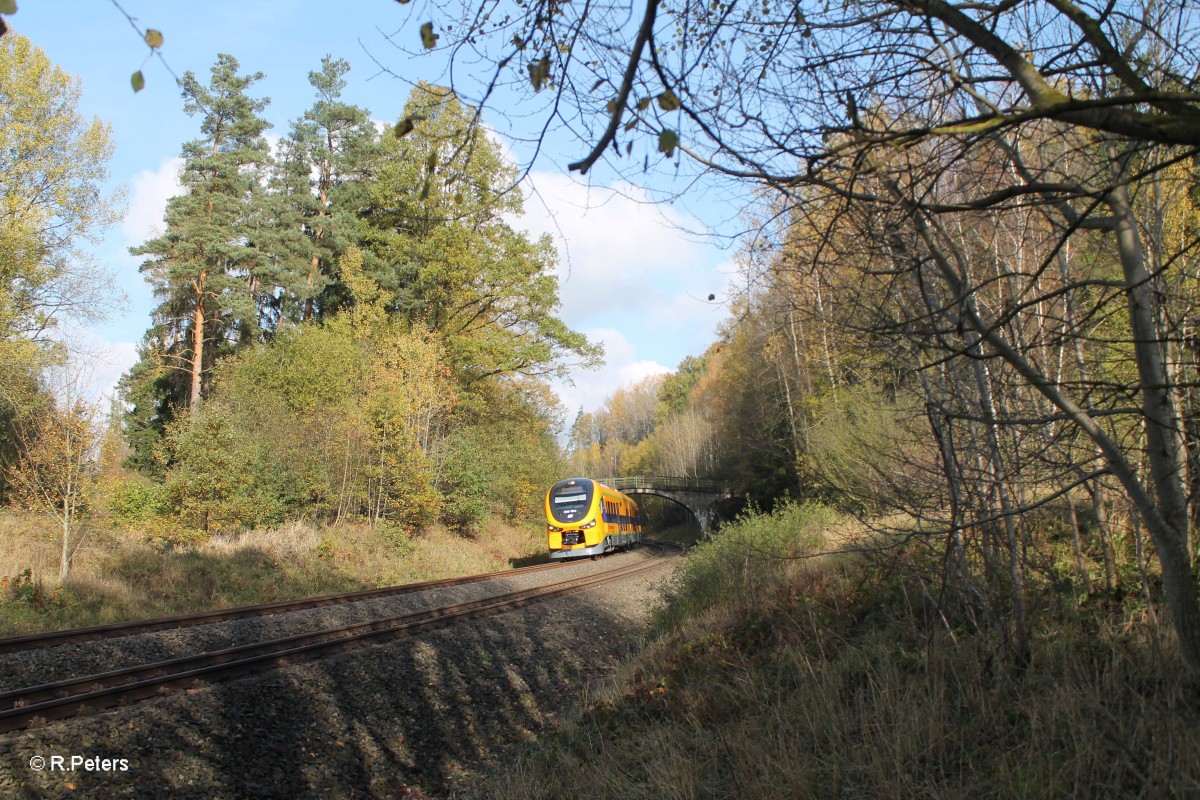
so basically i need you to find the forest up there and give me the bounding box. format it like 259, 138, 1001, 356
6, 2, 1200, 790
5, 0, 1200, 680
0, 39, 597, 589
498, 0, 1200, 675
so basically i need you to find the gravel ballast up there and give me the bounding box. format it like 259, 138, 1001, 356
0, 547, 676, 798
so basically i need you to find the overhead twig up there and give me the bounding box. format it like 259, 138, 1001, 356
568, 0, 659, 174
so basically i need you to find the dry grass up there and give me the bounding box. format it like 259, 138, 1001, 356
203, 521, 328, 558
0, 511, 546, 636
0, 512, 73, 579
471, 506, 1200, 800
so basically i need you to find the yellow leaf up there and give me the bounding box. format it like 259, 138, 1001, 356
131, 70, 145, 93
0, 0, 16, 14
420, 22, 438, 49
528, 56, 551, 92
657, 90, 681, 111
144, 29, 163, 49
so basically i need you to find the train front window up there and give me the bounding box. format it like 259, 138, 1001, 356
549, 480, 593, 523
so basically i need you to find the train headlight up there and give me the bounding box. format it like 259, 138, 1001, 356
548, 525, 563, 532
580, 520, 596, 529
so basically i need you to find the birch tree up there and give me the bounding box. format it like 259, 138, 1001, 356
4, 371, 102, 582
0, 35, 120, 493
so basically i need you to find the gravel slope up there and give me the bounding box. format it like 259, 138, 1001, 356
0, 547, 676, 799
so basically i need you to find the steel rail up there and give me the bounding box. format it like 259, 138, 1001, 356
0, 543, 680, 733
0, 560, 571, 654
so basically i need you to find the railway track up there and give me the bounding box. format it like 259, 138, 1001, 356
0, 542, 680, 733
0, 560, 572, 654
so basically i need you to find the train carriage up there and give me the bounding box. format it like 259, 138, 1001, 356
545, 477, 645, 559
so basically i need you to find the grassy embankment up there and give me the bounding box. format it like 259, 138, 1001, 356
478, 503, 1200, 799
0, 513, 545, 637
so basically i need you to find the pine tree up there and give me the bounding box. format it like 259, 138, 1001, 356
130, 54, 275, 415
362, 83, 600, 387
276, 56, 377, 322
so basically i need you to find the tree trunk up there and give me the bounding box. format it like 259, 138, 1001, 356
1067, 502, 1092, 594
190, 271, 208, 414
1093, 481, 1116, 593
59, 492, 71, 583
970, 354, 1029, 664
1109, 180, 1200, 668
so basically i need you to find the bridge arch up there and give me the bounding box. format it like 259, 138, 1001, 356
600, 476, 739, 533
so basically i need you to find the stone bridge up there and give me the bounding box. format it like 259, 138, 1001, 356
600, 475, 740, 533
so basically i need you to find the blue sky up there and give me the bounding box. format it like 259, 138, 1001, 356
9, 1, 740, 418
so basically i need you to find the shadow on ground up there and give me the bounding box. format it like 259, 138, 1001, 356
507, 552, 552, 568
1, 563, 659, 799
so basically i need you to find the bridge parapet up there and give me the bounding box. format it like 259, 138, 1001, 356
599, 475, 733, 495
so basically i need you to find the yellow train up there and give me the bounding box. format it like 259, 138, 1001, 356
545, 477, 645, 559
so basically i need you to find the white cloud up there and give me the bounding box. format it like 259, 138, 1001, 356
549, 328, 672, 417
50, 324, 140, 406
647, 258, 738, 333
511, 172, 736, 417
84, 339, 140, 405
122, 157, 183, 246
515, 172, 709, 323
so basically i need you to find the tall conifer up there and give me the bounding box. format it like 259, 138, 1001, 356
277, 56, 376, 322
131, 54, 274, 414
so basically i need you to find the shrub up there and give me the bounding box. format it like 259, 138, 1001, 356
162, 412, 285, 535
653, 501, 838, 633
377, 521, 416, 557
1, 568, 67, 609
803, 385, 927, 513
105, 477, 166, 529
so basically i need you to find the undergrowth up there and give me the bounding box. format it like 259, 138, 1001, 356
475, 505, 1200, 799
0, 512, 544, 636
652, 501, 837, 633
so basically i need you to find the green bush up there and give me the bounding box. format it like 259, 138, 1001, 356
653, 501, 837, 633
162, 412, 285, 535
442, 492, 489, 532
437, 429, 498, 532
105, 478, 167, 528
314, 537, 336, 560
804, 385, 923, 513
377, 521, 416, 557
